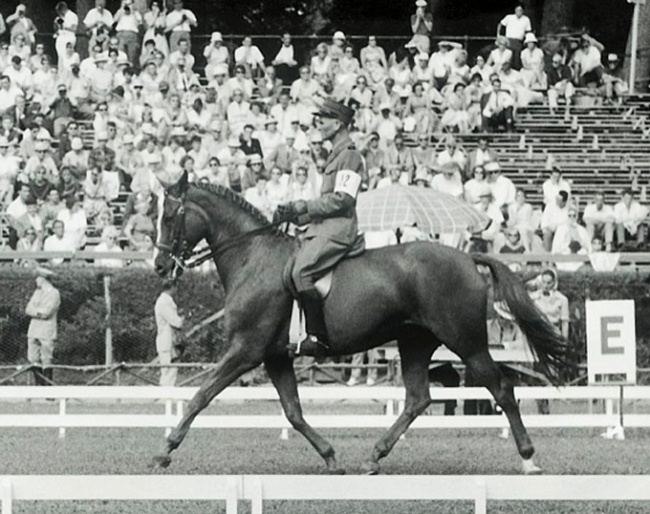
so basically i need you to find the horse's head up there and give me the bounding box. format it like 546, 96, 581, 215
154, 171, 206, 279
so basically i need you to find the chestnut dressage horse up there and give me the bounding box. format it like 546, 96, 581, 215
153, 172, 567, 474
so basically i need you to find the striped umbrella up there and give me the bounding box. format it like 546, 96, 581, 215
356, 184, 491, 235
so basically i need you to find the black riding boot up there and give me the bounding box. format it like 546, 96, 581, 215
31, 367, 44, 386
43, 368, 54, 385
288, 293, 330, 358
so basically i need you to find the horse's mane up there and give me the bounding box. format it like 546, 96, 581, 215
192, 181, 284, 235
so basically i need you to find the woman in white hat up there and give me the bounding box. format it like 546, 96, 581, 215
203, 32, 229, 80
520, 32, 546, 89
407, 0, 433, 54
329, 30, 346, 61
310, 42, 332, 82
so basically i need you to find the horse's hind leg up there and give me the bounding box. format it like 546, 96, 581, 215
264, 355, 343, 474
152, 345, 259, 468
465, 349, 541, 474
364, 328, 438, 475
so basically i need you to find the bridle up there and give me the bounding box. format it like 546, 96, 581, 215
156, 191, 288, 271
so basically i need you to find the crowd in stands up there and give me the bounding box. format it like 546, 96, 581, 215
0, 0, 642, 270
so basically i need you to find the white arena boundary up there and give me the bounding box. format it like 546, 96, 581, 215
3, 475, 650, 514
1, 385, 649, 436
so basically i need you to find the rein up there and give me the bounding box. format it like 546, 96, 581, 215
157, 192, 288, 270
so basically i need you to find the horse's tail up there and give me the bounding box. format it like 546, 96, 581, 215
472, 254, 569, 386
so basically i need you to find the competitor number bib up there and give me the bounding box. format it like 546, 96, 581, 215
334, 169, 362, 199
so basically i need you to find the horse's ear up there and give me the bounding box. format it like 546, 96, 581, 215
179, 170, 189, 193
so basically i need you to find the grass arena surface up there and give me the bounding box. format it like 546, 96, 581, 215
1, 400, 650, 513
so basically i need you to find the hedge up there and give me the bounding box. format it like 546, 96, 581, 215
0, 266, 649, 376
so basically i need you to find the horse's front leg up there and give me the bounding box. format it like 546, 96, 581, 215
264, 354, 344, 474
152, 345, 260, 468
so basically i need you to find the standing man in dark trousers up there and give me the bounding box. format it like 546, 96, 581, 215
25, 267, 61, 385
275, 99, 366, 357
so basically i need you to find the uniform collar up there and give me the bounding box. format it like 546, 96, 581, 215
324, 134, 354, 172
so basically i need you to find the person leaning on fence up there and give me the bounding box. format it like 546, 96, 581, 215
154, 281, 184, 387
25, 267, 61, 386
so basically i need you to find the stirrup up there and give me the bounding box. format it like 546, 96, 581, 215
287, 335, 329, 358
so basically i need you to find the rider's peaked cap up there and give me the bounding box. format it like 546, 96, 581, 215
313, 98, 354, 125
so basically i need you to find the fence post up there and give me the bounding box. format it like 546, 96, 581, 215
104, 275, 113, 367
226, 476, 239, 514
58, 399, 66, 439
249, 476, 263, 514
1, 479, 12, 514
474, 478, 487, 514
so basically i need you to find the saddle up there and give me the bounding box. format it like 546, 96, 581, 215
282, 237, 365, 349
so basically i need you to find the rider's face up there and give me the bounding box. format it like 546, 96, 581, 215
318, 116, 341, 141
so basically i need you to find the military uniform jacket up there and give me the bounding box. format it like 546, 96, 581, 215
303, 134, 364, 245
25, 284, 61, 340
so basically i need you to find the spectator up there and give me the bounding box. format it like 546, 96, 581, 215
499, 225, 526, 256
428, 41, 460, 91
372, 102, 401, 144
552, 206, 592, 255
227, 64, 254, 100
602, 54, 628, 105
464, 165, 486, 205
465, 136, 496, 181
407, 0, 433, 54
124, 197, 156, 251
487, 36, 513, 73
547, 53, 574, 115
93, 226, 124, 268
571, 33, 605, 87
143, 1, 169, 58
235, 36, 265, 79
25, 141, 58, 183
46, 83, 75, 137
507, 188, 537, 251
440, 81, 471, 133
288, 163, 317, 202
114, 0, 143, 66
29, 165, 55, 205
310, 42, 332, 82
83, 0, 114, 54
614, 189, 648, 248
89, 55, 113, 103
531, 268, 569, 340
437, 135, 467, 174
88, 130, 116, 172
496, 4, 531, 70
165, 0, 197, 53
360, 35, 387, 88
14, 194, 43, 241
29, 43, 48, 74
56, 195, 87, 250
169, 38, 195, 70
16, 226, 40, 258
244, 174, 273, 220
431, 161, 463, 198
272, 33, 298, 86
5, 56, 33, 99
265, 130, 299, 175
485, 161, 516, 212
329, 31, 346, 61
57, 166, 81, 199
290, 66, 321, 108
520, 33, 546, 89
25, 267, 60, 386
7, 4, 37, 48
61, 137, 89, 179
83, 167, 110, 222
470, 54, 494, 84
482, 76, 515, 132
53, 2, 78, 66
0, 75, 22, 113
386, 134, 414, 184
542, 166, 571, 207
43, 219, 74, 264
473, 183, 504, 249
40, 189, 64, 233
154, 281, 184, 387
0, 136, 19, 205
583, 192, 614, 252
541, 189, 570, 252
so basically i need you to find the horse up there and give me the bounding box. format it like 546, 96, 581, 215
153, 171, 567, 475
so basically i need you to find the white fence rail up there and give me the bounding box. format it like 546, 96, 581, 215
3, 475, 650, 514
0, 385, 645, 437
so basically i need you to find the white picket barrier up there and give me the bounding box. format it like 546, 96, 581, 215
3, 475, 650, 514
0, 385, 639, 436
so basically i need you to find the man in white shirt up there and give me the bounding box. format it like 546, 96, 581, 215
0, 74, 21, 112
541, 190, 570, 252
497, 4, 532, 70
169, 37, 195, 70
272, 33, 298, 86
114, 0, 142, 66
155, 281, 184, 387
436, 135, 467, 174
4, 55, 32, 98
542, 167, 571, 207
83, 0, 113, 53
43, 219, 75, 265
165, 0, 197, 53
290, 66, 321, 108
614, 189, 648, 247
53, 2, 78, 66
482, 76, 515, 132
430, 161, 463, 198
571, 34, 605, 87
234, 36, 265, 79
583, 191, 614, 252
226, 89, 251, 137
552, 206, 591, 255
270, 92, 299, 137
485, 161, 516, 212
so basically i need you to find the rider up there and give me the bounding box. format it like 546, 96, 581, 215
274, 98, 366, 357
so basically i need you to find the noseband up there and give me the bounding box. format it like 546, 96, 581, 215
156, 192, 289, 271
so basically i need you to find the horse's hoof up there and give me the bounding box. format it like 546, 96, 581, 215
521, 458, 542, 475
152, 455, 172, 469
327, 466, 346, 475
362, 461, 380, 475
